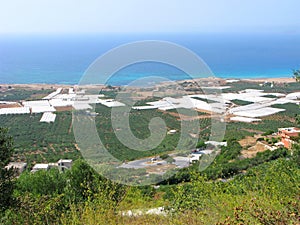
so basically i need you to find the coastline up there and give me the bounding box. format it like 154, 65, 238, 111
0, 77, 296, 90
0, 83, 106, 90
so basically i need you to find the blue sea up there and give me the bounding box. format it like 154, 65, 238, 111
0, 33, 300, 85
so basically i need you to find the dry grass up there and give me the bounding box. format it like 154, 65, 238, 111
241, 142, 269, 158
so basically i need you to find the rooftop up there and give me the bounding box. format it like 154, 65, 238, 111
278, 127, 300, 133
32, 163, 49, 169
40, 112, 56, 123
0, 107, 30, 115
58, 159, 73, 163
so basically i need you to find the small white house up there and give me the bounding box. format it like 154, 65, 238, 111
31, 163, 49, 172
57, 159, 73, 171
189, 154, 202, 163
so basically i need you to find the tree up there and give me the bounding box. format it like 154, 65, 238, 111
0, 127, 15, 212
196, 140, 207, 149
64, 159, 126, 209
16, 168, 66, 196
166, 156, 175, 164
160, 154, 169, 160
293, 69, 300, 82
65, 159, 98, 202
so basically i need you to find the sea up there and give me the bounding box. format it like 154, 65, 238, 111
0, 32, 300, 86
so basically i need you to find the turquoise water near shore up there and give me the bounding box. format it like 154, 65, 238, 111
0, 33, 299, 85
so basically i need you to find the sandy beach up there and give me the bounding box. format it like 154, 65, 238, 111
242, 77, 295, 83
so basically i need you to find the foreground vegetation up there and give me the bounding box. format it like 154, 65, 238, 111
1, 148, 299, 224
0, 124, 299, 224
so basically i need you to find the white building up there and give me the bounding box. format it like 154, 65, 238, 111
0, 107, 30, 115
31, 163, 49, 172
205, 141, 227, 147
22, 100, 56, 113
57, 159, 73, 171
40, 112, 56, 123
189, 154, 202, 163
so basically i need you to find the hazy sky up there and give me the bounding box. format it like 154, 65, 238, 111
1, 0, 300, 34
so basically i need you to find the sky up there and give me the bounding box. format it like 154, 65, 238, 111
0, 0, 300, 34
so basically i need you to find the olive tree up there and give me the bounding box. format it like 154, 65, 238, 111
0, 127, 15, 212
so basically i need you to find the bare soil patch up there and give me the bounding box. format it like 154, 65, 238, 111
54, 106, 73, 112
0, 103, 22, 108
241, 141, 269, 158
244, 77, 295, 83
239, 136, 258, 148
146, 164, 176, 174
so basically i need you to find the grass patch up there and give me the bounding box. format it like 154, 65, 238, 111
231, 99, 253, 106
223, 81, 300, 93
191, 97, 217, 104
262, 94, 278, 98
0, 88, 53, 101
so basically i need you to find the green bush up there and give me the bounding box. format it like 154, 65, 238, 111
160, 154, 169, 160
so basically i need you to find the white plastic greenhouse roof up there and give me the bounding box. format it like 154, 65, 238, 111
40, 112, 56, 123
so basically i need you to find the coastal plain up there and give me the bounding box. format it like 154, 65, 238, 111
0, 77, 299, 167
